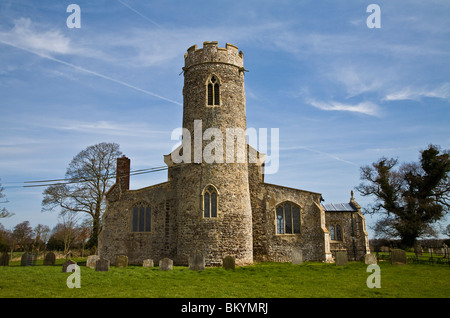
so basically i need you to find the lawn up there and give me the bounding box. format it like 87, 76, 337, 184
1, 258, 449, 299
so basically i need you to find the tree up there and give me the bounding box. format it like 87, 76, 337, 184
12, 221, 34, 251
356, 144, 450, 248
42, 142, 122, 247
32, 224, 50, 253
0, 178, 14, 218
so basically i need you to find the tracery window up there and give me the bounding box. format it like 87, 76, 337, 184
330, 224, 342, 241
276, 202, 300, 234
203, 185, 218, 218
132, 203, 151, 232
207, 76, 220, 106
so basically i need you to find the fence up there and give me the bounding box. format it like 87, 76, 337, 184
375, 251, 450, 266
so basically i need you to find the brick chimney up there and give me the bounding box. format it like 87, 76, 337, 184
116, 155, 130, 192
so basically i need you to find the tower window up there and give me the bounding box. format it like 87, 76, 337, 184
207, 76, 220, 106
203, 185, 218, 218
132, 203, 151, 232
276, 202, 300, 234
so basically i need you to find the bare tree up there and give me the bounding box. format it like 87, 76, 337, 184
0, 178, 14, 218
42, 142, 122, 247
12, 221, 34, 251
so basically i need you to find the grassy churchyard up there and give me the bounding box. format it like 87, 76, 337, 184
0, 256, 449, 298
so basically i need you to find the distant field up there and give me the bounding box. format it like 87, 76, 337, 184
0, 258, 449, 298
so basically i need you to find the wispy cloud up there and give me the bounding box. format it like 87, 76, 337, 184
306, 99, 381, 117
384, 83, 450, 102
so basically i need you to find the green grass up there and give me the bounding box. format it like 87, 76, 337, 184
0, 259, 449, 298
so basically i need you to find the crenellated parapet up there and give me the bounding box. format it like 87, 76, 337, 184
183, 41, 244, 71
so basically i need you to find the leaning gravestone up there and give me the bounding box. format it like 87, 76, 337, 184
222, 256, 235, 270
115, 255, 128, 268
391, 249, 407, 265
159, 258, 173, 271
95, 258, 110, 272
86, 255, 100, 269
0, 252, 9, 266
335, 251, 348, 266
21, 252, 37, 266
62, 260, 76, 272
43, 252, 56, 265
143, 259, 154, 267
189, 252, 205, 271
292, 249, 303, 265
364, 253, 377, 265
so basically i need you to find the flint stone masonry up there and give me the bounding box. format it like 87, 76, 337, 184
98, 41, 370, 267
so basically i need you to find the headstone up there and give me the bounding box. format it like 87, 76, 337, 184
62, 260, 76, 272
115, 255, 128, 268
21, 252, 37, 266
364, 253, 377, 265
189, 252, 205, 271
95, 258, 110, 272
335, 251, 348, 266
143, 259, 154, 267
414, 245, 423, 256
222, 256, 235, 270
159, 258, 173, 271
391, 249, 407, 265
292, 249, 303, 265
380, 246, 390, 253
0, 252, 9, 266
43, 252, 56, 265
86, 255, 100, 269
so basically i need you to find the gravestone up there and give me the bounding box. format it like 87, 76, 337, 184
43, 252, 56, 265
222, 256, 235, 270
95, 258, 110, 272
0, 252, 9, 266
62, 260, 76, 272
414, 245, 423, 256
159, 258, 173, 271
335, 251, 348, 266
115, 255, 128, 268
189, 252, 205, 271
391, 249, 407, 265
86, 255, 100, 269
380, 246, 390, 253
143, 259, 154, 267
364, 253, 377, 265
21, 252, 37, 266
292, 249, 303, 265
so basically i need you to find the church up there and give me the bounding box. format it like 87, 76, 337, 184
98, 41, 370, 266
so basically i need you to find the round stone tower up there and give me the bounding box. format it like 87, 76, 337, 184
173, 41, 253, 266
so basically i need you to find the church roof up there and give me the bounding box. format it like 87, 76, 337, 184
321, 203, 358, 212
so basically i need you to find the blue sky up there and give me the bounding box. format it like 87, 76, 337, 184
0, 0, 449, 239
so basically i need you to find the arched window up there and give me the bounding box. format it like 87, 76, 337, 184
276, 202, 300, 234
330, 225, 335, 240
132, 203, 151, 232
203, 185, 218, 218
207, 76, 220, 106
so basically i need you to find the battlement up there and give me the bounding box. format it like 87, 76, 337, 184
184, 41, 244, 70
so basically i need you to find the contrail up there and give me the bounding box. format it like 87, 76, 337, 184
117, 0, 164, 29
0, 38, 181, 106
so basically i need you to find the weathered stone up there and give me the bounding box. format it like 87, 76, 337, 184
335, 251, 348, 266
0, 252, 9, 266
86, 255, 100, 269
189, 252, 205, 270
115, 255, 128, 268
364, 253, 377, 265
159, 258, 173, 270
142, 259, 154, 267
43, 252, 56, 265
222, 256, 235, 270
21, 252, 37, 266
391, 249, 407, 265
95, 258, 110, 271
292, 249, 303, 265
62, 260, 76, 272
